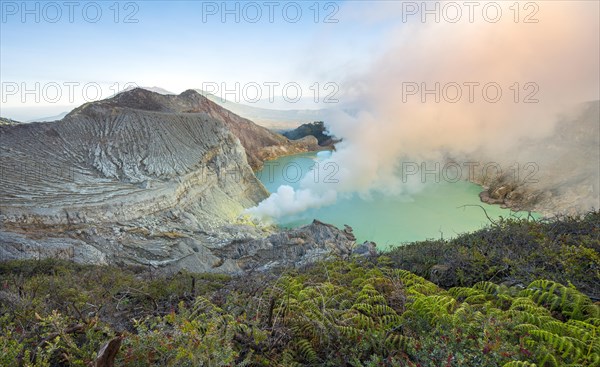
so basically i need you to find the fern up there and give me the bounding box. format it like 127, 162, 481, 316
503, 361, 537, 367
474, 281, 501, 295
390, 269, 439, 295
510, 297, 552, 316
448, 286, 484, 301
407, 295, 457, 324
385, 334, 414, 353
295, 338, 318, 364
521, 280, 596, 320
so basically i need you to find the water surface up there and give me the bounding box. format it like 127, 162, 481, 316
256, 152, 539, 250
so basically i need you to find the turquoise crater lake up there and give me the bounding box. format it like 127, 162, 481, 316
256, 152, 539, 250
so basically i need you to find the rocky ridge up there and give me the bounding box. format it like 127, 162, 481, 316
107, 88, 319, 169
0, 89, 362, 273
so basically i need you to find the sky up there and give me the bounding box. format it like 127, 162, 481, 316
1, 1, 598, 122
0, 0, 394, 119
2, 0, 599, 218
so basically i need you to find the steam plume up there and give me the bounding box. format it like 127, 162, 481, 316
247, 1, 600, 219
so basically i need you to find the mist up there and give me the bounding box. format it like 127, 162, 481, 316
247, 1, 600, 220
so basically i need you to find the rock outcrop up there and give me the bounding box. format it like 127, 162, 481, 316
473, 100, 600, 215
282, 121, 340, 147
106, 88, 319, 169
0, 89, 353, 273
0, 220, 362, 275
1, 89, 266, 225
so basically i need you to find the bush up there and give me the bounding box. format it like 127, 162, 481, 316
0, 213, 598, 366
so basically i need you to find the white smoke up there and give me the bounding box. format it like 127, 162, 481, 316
245, 185, 337, 220
247, 1, 600, 220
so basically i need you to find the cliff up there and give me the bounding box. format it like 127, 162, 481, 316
1, 89, 267, 225
104, 88, 319, 169
0, 89, 352, 273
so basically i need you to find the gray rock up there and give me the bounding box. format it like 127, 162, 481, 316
353, 241, 377, 257
0, 89, 351, 274
471, 100, 600, 215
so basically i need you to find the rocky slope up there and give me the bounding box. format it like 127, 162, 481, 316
473, 100, 600, 215
1, 89, 267, 225
0, 89, 355, 273
107, 88, 319, 169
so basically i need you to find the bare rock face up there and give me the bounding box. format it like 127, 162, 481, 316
0, 89, 348, 273
101, 88, 319, 169
1, 92, 266, 225
211, 220, 359, 273
473, 101, 600, 215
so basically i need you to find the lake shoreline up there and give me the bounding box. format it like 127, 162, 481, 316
254, 152, 541, 249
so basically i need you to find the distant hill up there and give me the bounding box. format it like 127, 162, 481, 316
198, 90, 336, 131
27, 111, 70, 123
5, 86, 340, 129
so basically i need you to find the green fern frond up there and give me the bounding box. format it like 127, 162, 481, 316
372, 304, 397, 317
514, 323, 540, 335
522, 280, 595, 320
528, 329, 582, 360
385, 334, 414, 352
537, 352, 559, 367
295, 338, 318, 363
464, 294, 489, 304
474, 281, 501, 295
510, 297, 552, 316
352, 303, 374, 316
381, 314, 402, 329
503, 361, 537, 367
448, 287, 484, 301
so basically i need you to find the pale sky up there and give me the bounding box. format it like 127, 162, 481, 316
1, 1, 598, 122
0, 0, 394, 119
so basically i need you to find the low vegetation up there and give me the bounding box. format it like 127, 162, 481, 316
387, 211, 599, 299
1, 212, 598, 366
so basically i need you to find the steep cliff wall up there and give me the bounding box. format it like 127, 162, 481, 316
101, 88, 319, 169
0, 89, 351, 273
1, 92, 267, 225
